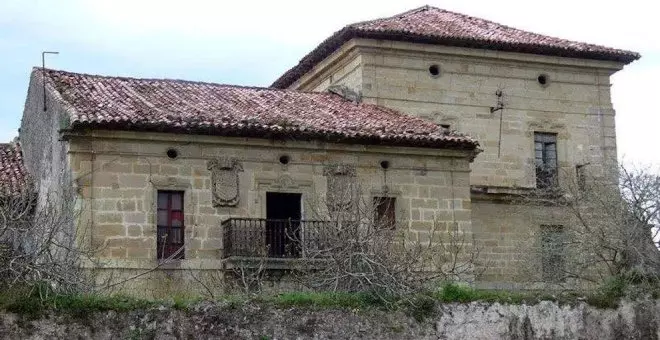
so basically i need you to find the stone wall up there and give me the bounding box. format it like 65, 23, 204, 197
1, 300, 658, 339
471, 201, 576, 288
67, 130, 474, 297
361, 41, 622, 188
288, 38, 628, 284
311, 53, 363, 93
20, 71, 75, 214
291, 40, 363, 94
17, 70, 78, 265
293, 39, 624, 189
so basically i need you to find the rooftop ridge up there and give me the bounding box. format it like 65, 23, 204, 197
345, 5, 431, 27
36, 67, 323, 95
351, 5, 615, 50
36, 67, 480, 151
271, 5, 640, 89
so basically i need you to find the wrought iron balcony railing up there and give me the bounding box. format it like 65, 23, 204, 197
221, 218, 332, 258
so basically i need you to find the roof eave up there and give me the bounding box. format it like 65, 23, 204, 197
271, 28, 640, 89
68, 121, 480, 152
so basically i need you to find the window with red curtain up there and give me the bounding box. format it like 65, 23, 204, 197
157, 191, 185, 259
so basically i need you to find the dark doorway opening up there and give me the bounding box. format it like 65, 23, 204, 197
266, 192, 302, 257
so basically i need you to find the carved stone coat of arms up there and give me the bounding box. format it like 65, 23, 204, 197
207, 157, 243, 207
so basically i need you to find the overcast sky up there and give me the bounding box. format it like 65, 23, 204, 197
1, 0, 657, 165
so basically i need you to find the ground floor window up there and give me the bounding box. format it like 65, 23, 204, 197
157, 190, 185, 259
373, 197, 396, 229
540, 225, 565, 282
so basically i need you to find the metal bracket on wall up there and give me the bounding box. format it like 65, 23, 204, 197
489, 88, 505, 158
41, 51, 59, 111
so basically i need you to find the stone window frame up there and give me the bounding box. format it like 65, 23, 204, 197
156, 190, 185, 260
252, 175, 316, 254
575, 164, 588, 192
146, 176, 194, 262
369, 188, 405, 228
526, 120, 567, 189
534, 132, 559, 189
254, 175, 314, 220
373, 196, 397, 229
539, 224, 566, 283
323, 163, 358, 214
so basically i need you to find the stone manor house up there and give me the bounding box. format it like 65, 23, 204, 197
1, 6, 639, 295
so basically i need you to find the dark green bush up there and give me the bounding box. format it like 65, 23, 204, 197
405, 294, 436, 321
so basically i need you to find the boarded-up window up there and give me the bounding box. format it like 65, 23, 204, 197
157, 190, 185, 259
576, 164, 587, 191
540, 225, 565, 282
374, 197, 396, 229
324, 164, 356, 212
535, 132, 558, 189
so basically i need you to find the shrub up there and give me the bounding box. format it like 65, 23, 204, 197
271, 291, 379, 309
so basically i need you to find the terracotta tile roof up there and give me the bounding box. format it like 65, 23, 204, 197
272, 5, 640, 88
42, 69, 479, 150
0, 143, 28, 196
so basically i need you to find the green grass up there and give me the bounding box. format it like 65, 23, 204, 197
435, 283, 598, 307
436, 281, 634, 309
266, 291, 436, 321
437, 283, 533, 304
0, 285, 155, 319
0, 279, 639, 319
584, 276, 626, 309
55, 294, 152, 312
170, 295, 203, 311
260, 285, 564, 311
0, 293, 155, 318
405, 294, 436, 321
266, 291, 384, 309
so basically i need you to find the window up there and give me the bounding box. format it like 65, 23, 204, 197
326, 172, 356, 212
576, 164, 587, 191
374, 197, 396, 229
534, 132, 558, 189
540, 225, 565, 282
157, 191, 185, 259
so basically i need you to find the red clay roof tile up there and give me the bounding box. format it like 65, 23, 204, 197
272, 5, 640, 88
42, 69, 479, 150
0, 142, 27, 196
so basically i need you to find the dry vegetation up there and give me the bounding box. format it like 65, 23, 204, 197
516, 164, 660, 296
0, 164, 658, 313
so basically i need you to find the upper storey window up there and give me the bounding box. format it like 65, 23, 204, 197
157, 190, 185, 260
534, 133, 558, 189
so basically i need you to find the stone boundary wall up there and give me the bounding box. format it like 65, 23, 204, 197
1, 300, 658, 339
